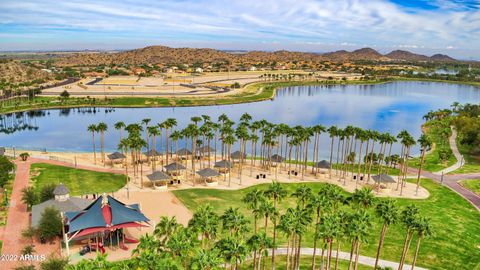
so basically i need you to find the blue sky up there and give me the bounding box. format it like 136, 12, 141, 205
0, 0, 479, 59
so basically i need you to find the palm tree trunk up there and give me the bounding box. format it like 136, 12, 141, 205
410, 237, 423, 270
374, 223, 388, 270
92, 132, 96, 164
416, 149, 425, 195
348, 240, 356, 270
398, 231, 413, 270
334, 241, 340, 270
354, 241, 361, 270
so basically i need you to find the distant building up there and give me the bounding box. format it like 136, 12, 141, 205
249, 66, 257, 71
195, 67, 203, 73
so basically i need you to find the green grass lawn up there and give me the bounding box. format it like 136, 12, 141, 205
242, 255, 373, 270
30, 163, 126, 196
172, 179, 480, 270
459, 179, 480, 195
0, 167, 15, 227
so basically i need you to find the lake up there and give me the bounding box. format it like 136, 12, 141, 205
1, 81, 479, 159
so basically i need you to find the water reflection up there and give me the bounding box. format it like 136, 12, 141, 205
0, 81, 478, 158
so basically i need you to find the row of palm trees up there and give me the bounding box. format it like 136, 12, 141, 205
87, 113, 431, 193
71, 182, 432, 270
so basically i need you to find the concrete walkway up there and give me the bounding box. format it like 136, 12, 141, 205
273, 248, 427, 270
408, 127, 480, 210
433, 127, 463, 175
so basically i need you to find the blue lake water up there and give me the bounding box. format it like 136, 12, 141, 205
1, 81, 479, 159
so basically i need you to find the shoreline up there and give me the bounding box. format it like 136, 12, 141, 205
1, 77, 479, 115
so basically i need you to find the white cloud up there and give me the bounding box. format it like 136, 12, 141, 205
0, 0, 478, 57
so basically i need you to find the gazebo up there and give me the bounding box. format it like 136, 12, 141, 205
214, 160, 233, 173
146, 171, 171, 189
164, 162, 186, 177
230, 151, 246, 162
196, 146, 215, 159
197, 168, 220, 186
107, 152, 125, 165
63, 194, 150, 256
270, 154, 284, 164
313, 160, 331, 169
144, 149, 162, 158
372, 174, 396, 193
175, 148, 192, 159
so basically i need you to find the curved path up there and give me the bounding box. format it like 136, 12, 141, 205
409, 127, 480, 210
273, 248, 427, 270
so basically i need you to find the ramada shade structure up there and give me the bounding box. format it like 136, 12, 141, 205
313, 160, 331, 169
146, 171, 171, 182
214, 160, 233, 169
164, 162, 186, 172
64, 194, 149, 255
197, 168, 220, 178
372, 174, 396, 183
230, 150, 246, 160
144, 149, 162, 157
175, 148, 192, 156
197, 145, 214, 153
107, 152, 126, 160
270, 154, 284, 163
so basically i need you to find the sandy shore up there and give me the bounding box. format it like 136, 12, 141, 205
8, 149, 428, 262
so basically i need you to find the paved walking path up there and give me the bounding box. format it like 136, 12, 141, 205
433, 128, 463, 175
0, 159, 34, 268
273, 248, 427, 270
408, 127, 480, 210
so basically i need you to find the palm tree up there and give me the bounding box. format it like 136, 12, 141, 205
398, 205, 420, 270
223, 134, 237, 186
347, 210, 372, 270
148, 126, 160, 170
264, 181, 287, 269
258, 198, 276, 235
410, 216, 433, 270
416, 134, 432, 195
291, 206, 313, 270
374, 199, 399, 270
220, 207, 249, 237
188, 204, 219, 249
351, 187, 375, 209
96, 122, 108, 165
291, 184, 312, 208
242, 188, 264, 233
327, 126, 338, 178
114, 121, 126, 142
154, 216, 181, 245
190, 248, 223, 270
87, 124, 98, 164
162, 118, 177, 165
308, 191, 332, 270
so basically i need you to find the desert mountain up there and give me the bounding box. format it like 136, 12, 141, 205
56, 45, 457, 66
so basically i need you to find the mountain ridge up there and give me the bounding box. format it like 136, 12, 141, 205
57, 45, 457, 66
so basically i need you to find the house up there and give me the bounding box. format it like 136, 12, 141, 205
249, 66, 257, 71
195, 67, 203, 73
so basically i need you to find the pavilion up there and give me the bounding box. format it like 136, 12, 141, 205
372, 174, 396, 192
175, 148, 192, 159
230, 151, 246, 161
214, 160, 233, 172
107, 152, 126, 165
197, 168, 220, 186
63, 194, 149, 256
146, 170, 171, 189
31, 184, 90, 228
